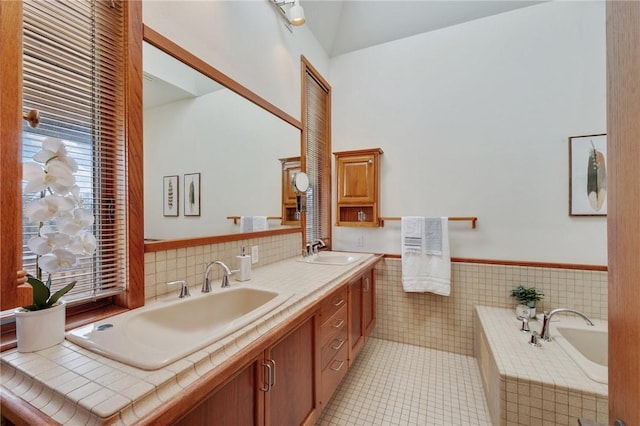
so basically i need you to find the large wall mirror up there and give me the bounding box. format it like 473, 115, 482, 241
142, 26, 302, 251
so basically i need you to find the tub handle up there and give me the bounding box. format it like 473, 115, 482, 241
528, 331, 541, 347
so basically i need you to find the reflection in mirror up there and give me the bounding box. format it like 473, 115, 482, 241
143, 40, 300, 241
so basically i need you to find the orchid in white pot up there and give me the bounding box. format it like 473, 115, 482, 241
16, 137, 96, 352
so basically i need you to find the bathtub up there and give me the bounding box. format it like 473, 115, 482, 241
551, 317, 608, 384
474, 306, 608, 426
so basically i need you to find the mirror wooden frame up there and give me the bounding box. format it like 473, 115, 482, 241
142, 25, 303, 253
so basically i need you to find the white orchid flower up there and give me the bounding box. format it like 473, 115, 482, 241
38, 249, 77, 273
23, 159, 76, 194
57, 207, 94, 236
24, 137, 96, 276
27, 227, 71, 255
24, 195, 75, 222
69, 185, 83, 206
68, 230, 97, 255
33, 137, 78, 172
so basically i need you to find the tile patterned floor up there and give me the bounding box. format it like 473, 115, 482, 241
317, 338, 492, 426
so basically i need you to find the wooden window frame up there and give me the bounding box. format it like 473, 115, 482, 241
300, 56, 332, 249
0, 0, 143, 350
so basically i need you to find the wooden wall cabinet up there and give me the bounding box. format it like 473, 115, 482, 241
334, 148, 383, 227
176, 315, 318, 426
280, 157, 301, 226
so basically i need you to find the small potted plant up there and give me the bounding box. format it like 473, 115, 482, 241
510, 285, 544, 318
15, 137, 95, 352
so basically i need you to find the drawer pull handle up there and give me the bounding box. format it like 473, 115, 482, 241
260, 362, 272, 392
332, 319, 344, 329
330, 338, 345, 350
330, 360, 345, 372
260, 359, 276, 392
332, 298, 345, 307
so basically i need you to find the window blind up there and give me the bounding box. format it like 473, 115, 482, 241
22, 0, 127, 303
303, 69, 331, 245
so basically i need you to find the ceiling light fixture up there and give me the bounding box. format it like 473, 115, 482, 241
271, 0, 305, 27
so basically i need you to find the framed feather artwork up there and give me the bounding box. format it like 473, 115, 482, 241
569, 134, 607, 216
184, 173, 201, 216
163, 175, 179, 217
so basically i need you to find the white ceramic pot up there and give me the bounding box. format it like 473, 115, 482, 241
15, 301, 66, 353
515, 303, 529, 319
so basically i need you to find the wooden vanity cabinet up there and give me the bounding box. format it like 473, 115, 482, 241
175, 314, 318, 426
175, 360, 262, 426
280, 157, 301, 226
318, 287, 350, 406
348, 268, 376, 365
334, 148, 383, 227
172, 260, 380, 425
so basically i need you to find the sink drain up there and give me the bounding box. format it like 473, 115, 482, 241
96, 324, 113, 331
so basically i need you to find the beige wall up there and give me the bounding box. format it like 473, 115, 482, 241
372, 258, 607, 356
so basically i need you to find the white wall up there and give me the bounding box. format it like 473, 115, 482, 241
143, 0, 329, 120
330, 1, 607, 265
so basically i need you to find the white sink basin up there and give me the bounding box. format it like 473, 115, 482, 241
66, 287, 291, 370
296, 252, 362, 266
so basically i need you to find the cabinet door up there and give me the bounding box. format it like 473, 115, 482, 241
281, 159, 300, 206
265, 315, 318, 426
175, 360, 261, 426
281, 158, 301, 225
363, 270, 376, 336
348, 276, 364, 364
337, 154, 375, 204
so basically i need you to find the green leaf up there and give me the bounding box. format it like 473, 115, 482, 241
47, 281, 76, 307
26, 275, 51, 308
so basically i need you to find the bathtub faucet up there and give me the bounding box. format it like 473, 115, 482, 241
539, 308, 595, 342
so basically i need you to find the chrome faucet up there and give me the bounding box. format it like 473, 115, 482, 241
202, 260, 233, 292
539, 308, 594, 341
311, 239, 326, 255
167, 280, 190, 298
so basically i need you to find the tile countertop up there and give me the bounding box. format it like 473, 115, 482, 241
1, 252, 381, 425
475, 306, 608, 397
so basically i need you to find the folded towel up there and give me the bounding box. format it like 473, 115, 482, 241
401, 216, 423, 254
240, 216, 253, 233
253, 216, 268, 231
424, 217, 442, 255
401, 217, 451, 296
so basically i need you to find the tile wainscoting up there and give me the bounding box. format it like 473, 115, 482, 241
372, 258, 607, 356
143, 232, 302, 301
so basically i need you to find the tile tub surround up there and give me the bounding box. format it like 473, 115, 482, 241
1, 252, 381, 425
372, 258, 607, 356
474, 306, 608, 426
144, 232, 301, 300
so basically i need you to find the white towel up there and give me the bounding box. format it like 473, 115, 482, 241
401, 216, 451, 296
240, 216, 253, 233
253, 216, 268, 231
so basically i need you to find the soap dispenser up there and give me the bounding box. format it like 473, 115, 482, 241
236, 246, 251, 282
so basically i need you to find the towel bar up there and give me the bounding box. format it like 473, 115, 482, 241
227, 216, 282, 225
379, 216, 478, 229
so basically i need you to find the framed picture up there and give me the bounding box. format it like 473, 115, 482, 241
184, 173, 201, 216
569, 133, 607, 216
163, 175, 179, 217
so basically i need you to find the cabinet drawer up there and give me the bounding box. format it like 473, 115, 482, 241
320, 328, 348, 371
320, 342, 349, 405
320, 304, 347, 345
319, 288, 347, 319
